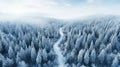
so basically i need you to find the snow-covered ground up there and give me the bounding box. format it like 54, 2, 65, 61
53, 28, 66, 67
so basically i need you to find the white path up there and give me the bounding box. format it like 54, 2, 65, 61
53, 28, 66, 67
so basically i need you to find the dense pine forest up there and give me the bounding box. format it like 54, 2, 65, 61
0, 16, 120, 67
60, 16, 120, 67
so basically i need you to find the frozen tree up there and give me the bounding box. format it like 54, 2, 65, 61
103, 30, 113, 44
42, 49, 48, 62
48, 50, 55, 61
18, 61, 28, 67
90, 49, 96, 63
65, 63, 71, 67
65, 41, 70, 51
87, 34, 92, 45
3, 58, 14, 67
84, 50, 90, 65
31, 46, 37, 63
106, 54, 113, 64
72, 63, 77, 67
16, 52, 21, 63
78, 49, 85, 64
82, 33, 87, 48
75, 36, 82, 50
36, 49, 42, 64
95, 33, 104, 49
15, 45, 20, 53
80, 65, 86, 67
98, 49, 106, 63
99, 43, 106, 52
8, 47, 15, 59
71, 48, 77, 58
19, 48, 26, 61
89, 41, 94, 51
91, 63, 96, 67
2, 38, 9, 53
105, 43, 112, 53
47, 60, 54, 67
111, 56, 119, 67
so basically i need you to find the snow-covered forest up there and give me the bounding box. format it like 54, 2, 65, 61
0, 21, 62, 67
0, 16, 120, 67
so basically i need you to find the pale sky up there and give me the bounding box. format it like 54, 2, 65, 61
0, 0, 120, 19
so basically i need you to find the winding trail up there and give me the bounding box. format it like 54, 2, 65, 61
53, 28, 66, 67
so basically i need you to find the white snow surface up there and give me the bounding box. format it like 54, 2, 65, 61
53, 28, 66, 67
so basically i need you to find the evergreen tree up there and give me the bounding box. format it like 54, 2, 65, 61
18, 61, 28, 67
84, 50, 90, 65
3, 58, 14, 67
31, 46, 37, 63
42, 49, 48, 62
36, 49, 42, 65
98, 49, 106, 63
111, 56, 119, 67
78, 49, 85, 64
90, 49, 96, 63
8, 47, 15, 59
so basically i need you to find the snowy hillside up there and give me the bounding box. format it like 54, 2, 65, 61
0, 16, 120, 67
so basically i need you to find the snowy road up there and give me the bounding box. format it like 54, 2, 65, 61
53, 28, 66, 67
